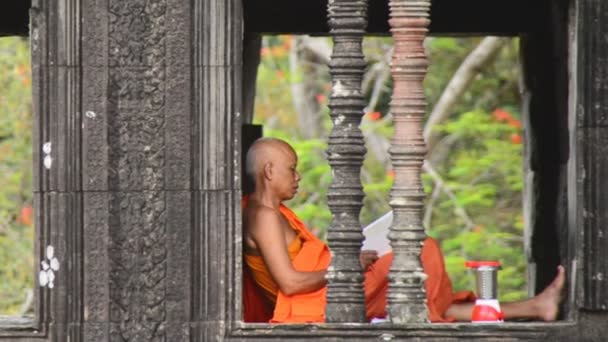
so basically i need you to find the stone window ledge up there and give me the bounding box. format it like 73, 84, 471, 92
228, 321, 576, 340
0, 316, 44, 338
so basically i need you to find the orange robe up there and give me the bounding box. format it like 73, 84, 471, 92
242, 201, 475, 323
363, 238, 476, 322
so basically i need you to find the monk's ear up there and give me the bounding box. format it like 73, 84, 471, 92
263, 162, 273, 180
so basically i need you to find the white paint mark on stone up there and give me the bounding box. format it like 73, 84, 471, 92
334, 115, 345, 125
39, 245, 60, 289
47, 245, 54, 258
332, 81, 350, 97
43, 156, 53, 169
379, 333, 394, 341
389, 198, 408, 206
85, 110, 96, 119
42, 142, 52, 154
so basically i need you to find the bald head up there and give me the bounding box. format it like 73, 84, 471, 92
245, 138, 296, 187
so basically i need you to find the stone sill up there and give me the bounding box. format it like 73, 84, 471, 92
0, 316, 44, 338
229, 321, 577, 339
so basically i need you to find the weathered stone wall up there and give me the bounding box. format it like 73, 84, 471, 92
19, 0, 242, 341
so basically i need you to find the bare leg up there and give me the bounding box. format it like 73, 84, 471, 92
444, 265, 566, 322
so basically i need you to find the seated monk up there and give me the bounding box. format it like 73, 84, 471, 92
242, 137, 565, 323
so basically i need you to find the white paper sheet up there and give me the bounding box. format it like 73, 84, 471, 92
362, 211, 393, 256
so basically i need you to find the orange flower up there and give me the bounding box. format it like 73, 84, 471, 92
510, 133, 522, 144
315, 94, 327, 103
18, 205, 33, 226
507, 118, 522, 129
260, 47, 270, 57
386, 170, 395, 179
15, 65, 27, 76
472, 225, 484, 233
275, 70, 285, 79
492, 108, 512, 122
281, 36, 293, 50
271, 46, 286, 58
366, 111, 382, 121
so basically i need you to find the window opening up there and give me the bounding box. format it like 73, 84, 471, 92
250, 34, 530, 310
0, 36, 34, 319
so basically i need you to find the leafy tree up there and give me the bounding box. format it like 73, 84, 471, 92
0, 37, 34, 315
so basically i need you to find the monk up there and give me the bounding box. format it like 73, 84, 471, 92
242, 137, 565, 323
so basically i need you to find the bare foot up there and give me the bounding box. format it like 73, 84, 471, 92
533, 265, 566, 321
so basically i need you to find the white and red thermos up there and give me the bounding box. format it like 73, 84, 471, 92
465, 260, 504, 323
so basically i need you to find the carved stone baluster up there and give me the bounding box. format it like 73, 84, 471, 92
386, 0, 431, 323
324, 0, 369, 323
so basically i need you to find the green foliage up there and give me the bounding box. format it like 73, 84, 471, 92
431, 109, 525, 300
0, 37, 34, 315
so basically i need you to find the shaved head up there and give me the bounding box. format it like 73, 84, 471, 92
245, 138, 296, 188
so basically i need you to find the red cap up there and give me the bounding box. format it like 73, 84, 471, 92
465, 261, 501, 268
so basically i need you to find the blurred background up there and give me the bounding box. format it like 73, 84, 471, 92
0, 36, 34, 316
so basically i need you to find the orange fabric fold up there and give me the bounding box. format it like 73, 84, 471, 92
363, 238, 476, 322
242, 197, 475, 323
271, 203, 330, 323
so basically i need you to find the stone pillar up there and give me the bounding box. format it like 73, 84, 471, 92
31, 0, 242, 341
324, 0, 369, 323
30, 0, 83, 340
520, 0, 569, 300
386, 0, 430, 323
570, 0, 608, 312
80, 0, 196, 340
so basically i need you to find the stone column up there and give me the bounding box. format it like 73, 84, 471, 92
80, 0, 196, 340
386, 0, 431, 323
30, 0, 242, 341
571, 0, 608, 312
324, 0, 369, 323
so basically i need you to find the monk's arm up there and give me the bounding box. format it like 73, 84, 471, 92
250, 209, 327, 296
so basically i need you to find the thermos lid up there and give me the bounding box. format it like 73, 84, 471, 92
465, 260, 501, 268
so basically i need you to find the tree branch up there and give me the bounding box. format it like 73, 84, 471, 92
423, 180, 443, 229
299, 36, 331, 65
423, 37, 510, 152
423, 161, 476, 229
290, 36, 322, 138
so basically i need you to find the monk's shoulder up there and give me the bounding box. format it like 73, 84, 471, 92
244, 203, 282, 233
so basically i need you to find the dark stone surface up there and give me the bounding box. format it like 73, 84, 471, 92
0, 0, 30, 36
244, 0, 549, 36
573, 0, 608, 312
520, 0, 569, 302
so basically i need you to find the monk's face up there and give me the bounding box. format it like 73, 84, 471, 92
270, 145, 301, 201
